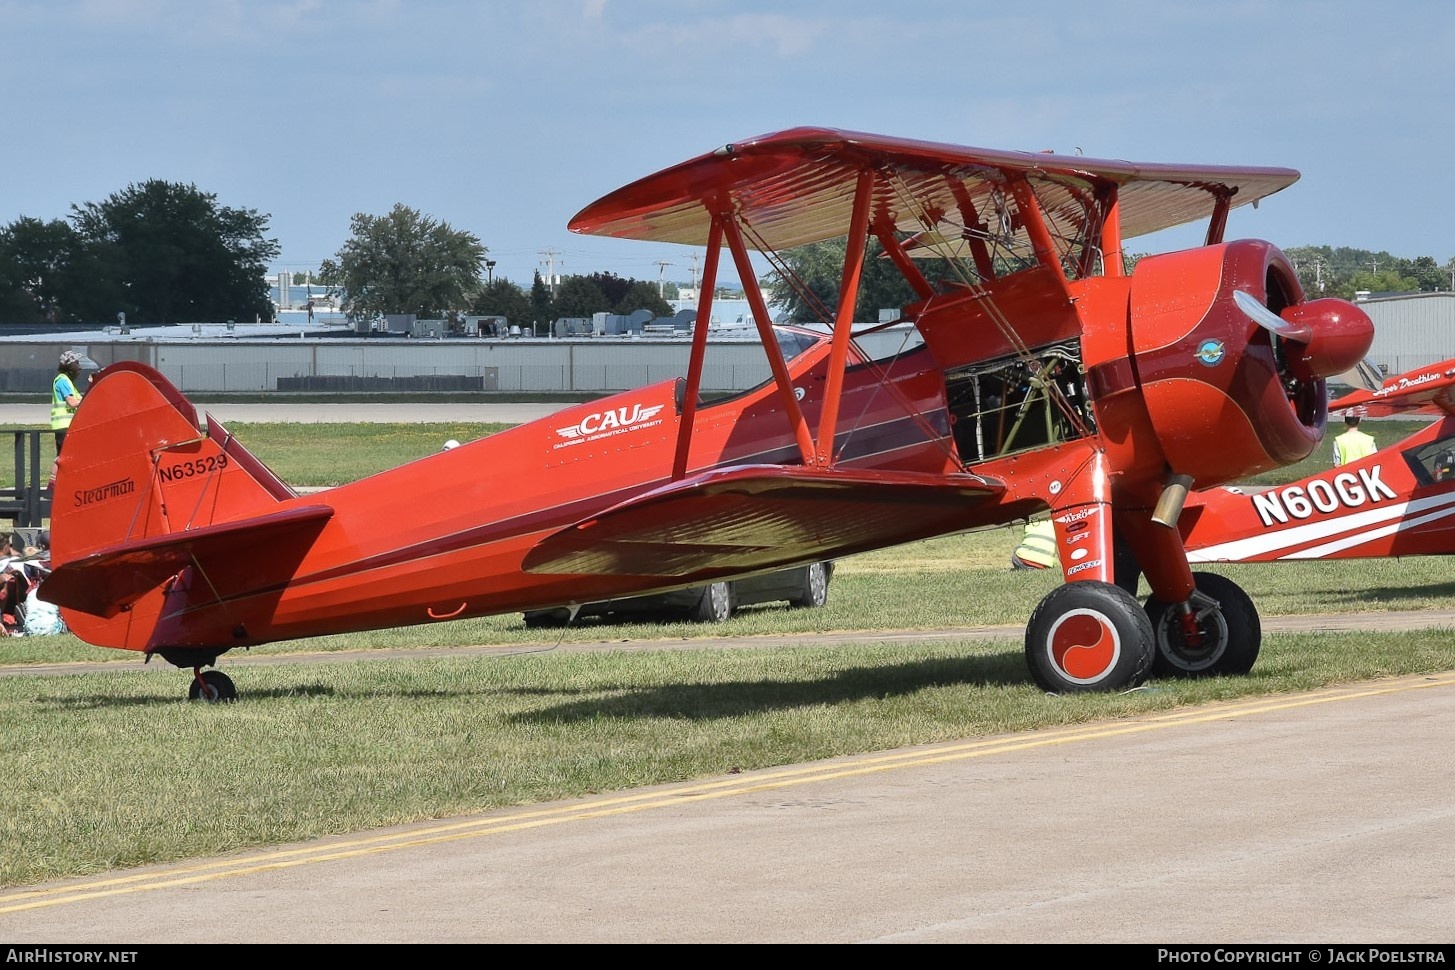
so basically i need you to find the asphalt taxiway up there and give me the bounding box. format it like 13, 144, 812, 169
0, 670, 1451, 944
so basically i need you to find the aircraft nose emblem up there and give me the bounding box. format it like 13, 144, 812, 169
1195, 339, 1226, 366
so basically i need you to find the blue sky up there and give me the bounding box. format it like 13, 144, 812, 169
4, 1, 1452, 290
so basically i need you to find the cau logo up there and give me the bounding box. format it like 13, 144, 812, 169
556, 403, 666, 441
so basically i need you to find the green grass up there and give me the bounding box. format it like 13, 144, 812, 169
6, 527, 1452, 668
211, 421, 513, 486
0, 421, 512, 490
3, 624, 1453, 888
1, 415, 1453, 889
1241, 418, 1430, 485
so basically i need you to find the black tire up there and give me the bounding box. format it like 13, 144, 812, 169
523, 608, 571, 629
789, 562, 830, 608
188, 669, 237, 703
1024, 581, 1156, 693
1145, 572, 1261, 678
688, 582, 736, 623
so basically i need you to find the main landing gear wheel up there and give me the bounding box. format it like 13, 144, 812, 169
1024, 581, 1155, 693
188, 669, 237, 703
1145, 571, 1261, 678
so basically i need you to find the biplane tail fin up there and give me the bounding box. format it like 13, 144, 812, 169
45, 363, 329, 651
49, 362, 295, 563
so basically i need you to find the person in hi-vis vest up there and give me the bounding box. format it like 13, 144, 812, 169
49, 350, 84, 489
1332, 408, 1377, 466
1011, 519, 1059, 570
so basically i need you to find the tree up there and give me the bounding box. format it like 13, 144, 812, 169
552, 275, 609, 319
0, 217, 87, 324
579, 271, 632, 307
1408, 256, 1445, 293
613, 280, 673, 318
1342, 268, 1419, 298
68, 180, 278, 323
767, 238, 944, 323
1286, 246, 1337, 296
529, 271, 555, 333
539, 271, 674, 320
470, 278, 533, 326
326, 204, 485, 320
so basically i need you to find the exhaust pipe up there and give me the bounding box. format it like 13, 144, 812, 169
1152, 473, 1195, 528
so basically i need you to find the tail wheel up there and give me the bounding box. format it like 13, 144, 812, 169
688, 582, 736, 623
1025, 581, 1155, 693
188, 669, 237, 703
1145, 571, 1261, 678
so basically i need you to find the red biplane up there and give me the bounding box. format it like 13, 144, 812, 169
1177, 358, 1455, 577
43, 127, 1375, 700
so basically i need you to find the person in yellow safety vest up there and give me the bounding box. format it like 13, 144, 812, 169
51, 351, 84, 450
48, 351, 85, 490
1010, 519, 1059, 570
1332, 408, 1377, 466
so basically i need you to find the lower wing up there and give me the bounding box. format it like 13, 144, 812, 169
522, 464, 1002, 579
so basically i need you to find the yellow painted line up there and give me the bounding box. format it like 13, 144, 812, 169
2, 672, 1451, 914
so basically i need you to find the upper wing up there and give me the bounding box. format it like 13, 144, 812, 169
1331, 359, 1455, 416
568, 127, 1299, 252
522, 464, 1003, 579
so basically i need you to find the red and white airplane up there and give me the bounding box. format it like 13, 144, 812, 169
1180, 358, 1455, 569
42, 127, 1374, 699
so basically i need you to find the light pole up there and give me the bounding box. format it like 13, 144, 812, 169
486, 259, 496, 285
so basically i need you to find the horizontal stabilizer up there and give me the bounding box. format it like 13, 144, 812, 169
523, 464, 1000, 579
43, 505, 334, 618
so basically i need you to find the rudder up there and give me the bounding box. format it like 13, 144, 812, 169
48, 363, 302, 653
52, 362, 293, 564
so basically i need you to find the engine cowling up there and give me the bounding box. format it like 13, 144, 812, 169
1126, 239, 1374, 487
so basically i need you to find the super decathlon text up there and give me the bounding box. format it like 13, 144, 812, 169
6, 951, 138, 963
1251, 465, 1397, 527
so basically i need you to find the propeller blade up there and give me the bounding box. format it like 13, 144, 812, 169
1233, 290, 1311, 341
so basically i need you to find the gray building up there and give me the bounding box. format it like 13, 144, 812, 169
1354, 291, 1455, 376
0, 319, 924, 396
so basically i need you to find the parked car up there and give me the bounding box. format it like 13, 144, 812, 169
522, 561, 833, 627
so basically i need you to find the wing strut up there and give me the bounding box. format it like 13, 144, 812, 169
815, 169, 874, 467
672, 218, 723, 480
1099, 187, 1124, 278
722, 216, 817, 466
1008, 176, 1065, 282
874, 218, 934, 300
1204, 187, 1233, 245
